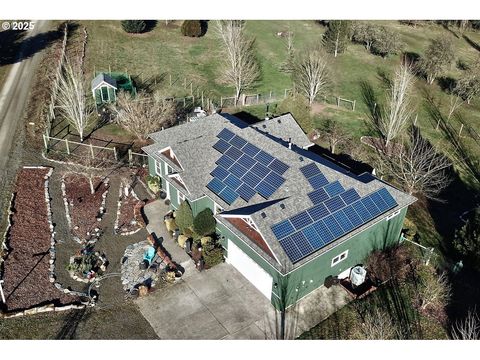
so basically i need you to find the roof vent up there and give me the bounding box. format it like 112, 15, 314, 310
260, 212, 267, 219
299, 156, 304, 162
262, 124, 267, 129
277, 119, 282, 123
280, 203, 286, 210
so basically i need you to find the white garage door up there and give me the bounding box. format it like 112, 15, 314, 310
227, 239, 273, 301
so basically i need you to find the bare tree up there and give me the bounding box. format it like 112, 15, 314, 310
447, 93, 463, 122
280, 28, 295, 74
64, 155, 114, 194
216, 20, 260, 105
379, 62, 416, 149
376, 127, 452, 199
293, 46, 329, 105
352, 308, 398, 340
56, 59, 93, 142
452, 309, 480, 340
418, 271, 451, 311
109, 91, 176, 141
314, 118, 350, 154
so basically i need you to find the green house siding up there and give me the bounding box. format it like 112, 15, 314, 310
191, 196, 215, 217
278, 207, 408, 308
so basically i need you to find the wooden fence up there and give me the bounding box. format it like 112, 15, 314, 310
43, 133, 117, 161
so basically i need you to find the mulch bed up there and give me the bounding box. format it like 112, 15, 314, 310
63, 174, 109, 242
1, 168, 78, 312
116, 184, 145, 235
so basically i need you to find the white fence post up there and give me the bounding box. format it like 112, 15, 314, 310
65, 138, 70, 154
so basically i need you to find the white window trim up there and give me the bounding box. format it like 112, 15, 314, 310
385, 209, 401, 221
214, 203, 223, 215
331, 250, 349, 267
178, 191, 186, 204
155, 160, 162, 176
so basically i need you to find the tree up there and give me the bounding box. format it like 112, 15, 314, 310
455, 57, 480, 104
277, 94, 312, 132
216, 20, 260, 105
292, 46, 329, 105
121, 20, 146, 33
180, 20, 205, 37
352, 308, 398, 340
417, 270, 451, 311
420, 37, 455, 85
64, 154, 113, 195
279, 29, 295, 74
371, 27, 404, 58
323, 20, 351, 58
452, 309, 480, 340
453, 207, 480, 270
352, 22, 380, 52
193, 208, 216, 237
56, 59, 93, 142
376, 126, 452, 198
109, 91, 176, 141
175, 200, 194, 233
314, 118, 349, 154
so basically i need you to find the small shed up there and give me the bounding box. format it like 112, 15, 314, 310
91, 73, 117, 105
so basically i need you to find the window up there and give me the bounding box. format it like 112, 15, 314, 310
155, 160, 162, 175
385, 209, 401, 221
178, 191, 186, 204
331, 250, 348, 267
167, 165, 174, 174
101, 87, 109, 101
214, 203, 224, 215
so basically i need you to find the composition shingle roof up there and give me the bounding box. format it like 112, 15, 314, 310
143, 113, 416, 273
91, 73, 117, 91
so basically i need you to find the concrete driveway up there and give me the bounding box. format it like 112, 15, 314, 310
135, 262, 271, 339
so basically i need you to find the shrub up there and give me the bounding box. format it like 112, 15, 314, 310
146, 175, 161, 193
453, 207, 480, 270
193, 208, 216, 237
181, 20, 206, 37
175, 201, 194, 233
419, 37, 455, 85
370, 27, 404, 57
202, 242, 224, 268
121, 20, 147, 34
366, 245, 414, 284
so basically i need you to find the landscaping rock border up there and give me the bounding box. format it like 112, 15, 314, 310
114, 180, 143, 236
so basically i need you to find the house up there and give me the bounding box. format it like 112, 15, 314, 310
142, 113, 416, 309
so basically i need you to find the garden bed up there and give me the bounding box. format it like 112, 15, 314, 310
114, 180, 145, 235
62, 173, 109, 244
1, 167, 79, 312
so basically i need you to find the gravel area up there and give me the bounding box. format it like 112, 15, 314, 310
1, 167, 79, 311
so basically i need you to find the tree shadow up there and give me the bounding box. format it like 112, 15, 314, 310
437, 76, 457, 93
55, 307, 89, 339
143, 20, 157, 33
462, 34, 480, 52
440, 23, 459, 39
231, 110, 263, 125
0, 24, 67, 66
200, 20, 209, 37
359, 80, 383, 138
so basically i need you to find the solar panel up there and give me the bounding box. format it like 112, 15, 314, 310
300, 163, 321, 178
206, 178, 226, 194
224, 174, 242, 190
290, 231, 314, 256
242, 171, 262, 188
342, 206, 363, 227
218, 187, 239, 205
312, 220, 335, 244
225, 146, 243, 160
217, 128, 235, 141
243, 143, 261, 157
324, 195, 346, 213
307, 203, 329, 220
378, 188, 398, 208
308, 173, 329, 189
271, 220, 295, 239
352, 201, 373, 222
216, 155, 235, 169
369, 191, 390, 212
308, 188, 329, 205
213, 139, 231, 153
229, 163, 248, 178
268, 158, 289, 175
302, 224, 324, 249
237, 154, 256, 169
289, 211, 313, 229
324, 181, 345, 197
279, 236, 303, 263
230, 135, 248, 149
256, 181, 277, 199
322, 214, 345, 238
237, 183, 256, 201
361, 197, 381, 217
254, 150, 275, 166
251, 163, 270, 179
210, 166, 230, 180
340, 188, 360, 204
333, 211, 355, 232
264, 171, 285, 188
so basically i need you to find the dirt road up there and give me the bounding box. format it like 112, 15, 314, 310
0, 20, 50, 172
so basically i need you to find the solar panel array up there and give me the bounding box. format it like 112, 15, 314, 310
271, 163, 398, 263
207, 128, 290, 205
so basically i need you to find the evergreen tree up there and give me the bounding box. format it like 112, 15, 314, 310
175, 200, 194, 233
323, 20, 351, 58
193, 208, 216, 237
453, 207, 480, 270
121, 20, 146, 34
